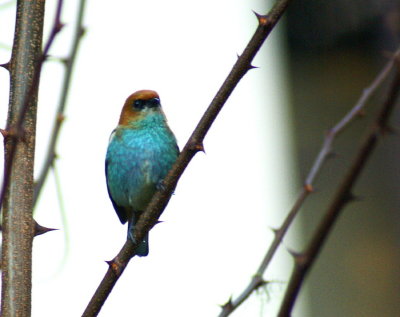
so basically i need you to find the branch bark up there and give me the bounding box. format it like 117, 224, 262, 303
1, 1, 45, 316
1, 0, 65, 315
82, 0, 293, 316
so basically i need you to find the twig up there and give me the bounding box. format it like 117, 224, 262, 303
81, 1, 293, 316
305, 49, 400, 186
33, 0, 87, 206
218, 48, 400, 317
277, 52, 400, 317
0, 0, 64, 210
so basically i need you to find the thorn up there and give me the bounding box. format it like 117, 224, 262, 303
152, 220, 164, 228
0, 128, 9, 138
188, 141, 205, 153
252, 275, 267, 289
304, 184, 314, 193
253, 11, 269, 26
256, 278, 268, 289
287, 248, 299, 259
345, 192, 362, 203
34, 222, 58, 236
220, 296, 233, 310
248, 64, 259, 70
106, 259, 119, 274
55, 22, 65, 33
58, 57, 70, 66
57, 113, 66, 123
79, 26, 86, 38
287, 248, 306, 266
197, 143, 205, 153
0, 62, 10, 70
268, 226, 279, 235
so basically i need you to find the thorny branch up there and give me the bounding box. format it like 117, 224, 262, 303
33, 0, 87, 207
0, 0, 64, 211
218, 48, 400, 317
278, 51, 400, 317
1, 1, 64, 316
82, 0, 294, 316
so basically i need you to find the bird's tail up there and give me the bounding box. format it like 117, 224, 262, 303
127, 220, 149, 257
135, 233, 149, 256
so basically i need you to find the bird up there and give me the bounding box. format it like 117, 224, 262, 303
105, 90, 179, 256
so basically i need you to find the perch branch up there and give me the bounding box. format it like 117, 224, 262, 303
218, 47, 400, 316
81, 0, 293, 316
278, 51, 400, 317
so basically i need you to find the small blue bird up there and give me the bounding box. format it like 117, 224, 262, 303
105, 90, 179, 256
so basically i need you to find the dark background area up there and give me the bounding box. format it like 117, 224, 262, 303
285, 1, 400, 316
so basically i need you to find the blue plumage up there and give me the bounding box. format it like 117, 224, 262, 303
105, 90, 178, 256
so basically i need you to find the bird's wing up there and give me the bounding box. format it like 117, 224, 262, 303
105, 158, 128, 224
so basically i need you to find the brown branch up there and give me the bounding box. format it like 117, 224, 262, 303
218, 48, 400, 317
33, 0, 87, 207
305, 49, 400, 186
0, 0, 64, 211
81, 1, 293, 316
0, 0, 63, 316
277, 53, 400, 317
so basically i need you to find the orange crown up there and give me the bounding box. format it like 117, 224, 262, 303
118, 90, 160, 125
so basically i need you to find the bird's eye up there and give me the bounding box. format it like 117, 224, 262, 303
148, 98, 160, 108
133, 100, 145, 109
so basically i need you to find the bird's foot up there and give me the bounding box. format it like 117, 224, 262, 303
156, 180, 165, 191
127, 222, 136, 244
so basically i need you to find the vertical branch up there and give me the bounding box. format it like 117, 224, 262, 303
1, 0, 45, 316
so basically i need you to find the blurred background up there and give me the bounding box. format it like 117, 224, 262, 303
0, 0, 399, 316
286, 1, 400, 316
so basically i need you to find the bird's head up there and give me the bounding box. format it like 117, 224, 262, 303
118, 90, 164, 126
